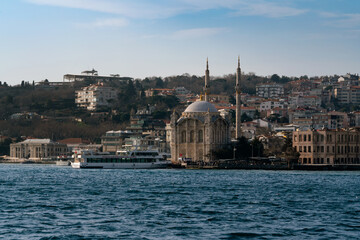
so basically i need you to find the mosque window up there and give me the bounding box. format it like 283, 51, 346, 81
190, 131, 194, 143
181, 131, 186, 143
198, 130, 203, 143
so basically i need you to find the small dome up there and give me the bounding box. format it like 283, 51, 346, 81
184, 101, 218, 113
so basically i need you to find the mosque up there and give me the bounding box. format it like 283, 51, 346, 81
169, 58, 242, 163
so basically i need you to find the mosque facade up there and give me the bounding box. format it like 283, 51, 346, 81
169, 59, 241, 163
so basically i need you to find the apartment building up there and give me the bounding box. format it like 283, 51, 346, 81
75, 83, 117, 111
256, 83, 284, 98
334, 86, 360, 104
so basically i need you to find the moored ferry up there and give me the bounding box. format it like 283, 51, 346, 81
71, 149, 170, 169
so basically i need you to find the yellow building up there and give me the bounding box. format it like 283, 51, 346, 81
293, 129, 360, 165
10, 139, 68, 161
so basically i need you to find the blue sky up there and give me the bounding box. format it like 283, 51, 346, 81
1, 0, 359, 85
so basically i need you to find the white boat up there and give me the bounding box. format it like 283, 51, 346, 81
55, 155, 72, 166
71, 149, 170, 169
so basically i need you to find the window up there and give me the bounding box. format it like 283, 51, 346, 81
181, 131, 186, 143
190, 130, 194, 143
198, 130, 203, 143
299, 146, 302, 152
304, 135, 307, 141
308, 146, 311, 152
308, 135, 311, 141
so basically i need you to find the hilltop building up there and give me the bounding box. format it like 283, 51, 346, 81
63, 69, 132, 82
334, 86, 360, 104
75, 82, 117, 111
256, 83, 284, 99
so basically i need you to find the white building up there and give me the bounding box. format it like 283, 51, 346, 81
75, 83, 117, 111
334, 86, 360, 104
10, 139, 68, 161
289, 95, 321, 108
259, 100, 286, 111
256, 83, 284, 98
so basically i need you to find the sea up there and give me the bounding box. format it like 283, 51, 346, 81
0, 164, 359, 240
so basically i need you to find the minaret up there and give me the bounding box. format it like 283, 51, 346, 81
204, 58, 210, 102
235, 56, 241, 139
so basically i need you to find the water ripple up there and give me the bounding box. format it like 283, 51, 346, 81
0, 165, 360, 239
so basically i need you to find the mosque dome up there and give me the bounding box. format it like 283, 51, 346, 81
184, 101, 218, 113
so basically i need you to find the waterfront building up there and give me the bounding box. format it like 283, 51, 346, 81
100, 130, 132, 154
292, 129, 360, 165
75, 82, 117, 111
9, 139, 67, 161
168, 60, 233, 163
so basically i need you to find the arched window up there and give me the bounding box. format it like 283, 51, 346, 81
181, 131, 186, 143
198, 130, 203, 143
190, 130, 194, 143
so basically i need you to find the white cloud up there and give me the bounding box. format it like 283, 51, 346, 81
321, 12, 360, 28
238, 2, 307, 18
92, 18, 128, 27
337, 14, 360, 28
75, 18, 128, 28
25, 0, 189, 19
25, 0, 307, 19
170, 27, 226, 39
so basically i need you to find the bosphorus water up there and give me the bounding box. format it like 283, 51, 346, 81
0, 164, 359, 239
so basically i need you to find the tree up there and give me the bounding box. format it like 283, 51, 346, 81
253, 110, 260, 119
281, 137, 300, 168
0, 137, 12, 155
241, 113, 253, 123
155, 78, 164, 88
234, 136, 252, 159
251, 138, 264, 157
229, 95, 236, 105
271, 74, 281, 83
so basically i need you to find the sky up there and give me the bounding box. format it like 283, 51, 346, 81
1, 0, 360, 85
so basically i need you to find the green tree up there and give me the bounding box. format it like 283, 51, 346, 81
271, 74, 281, 83
241, 113, 253, 123
234, 136, 252, 159
251, 138, 264, 157
253, 110, 261, 119
0, 137, 12, 155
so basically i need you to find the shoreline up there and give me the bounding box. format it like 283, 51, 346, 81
1, 160, 360, 170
